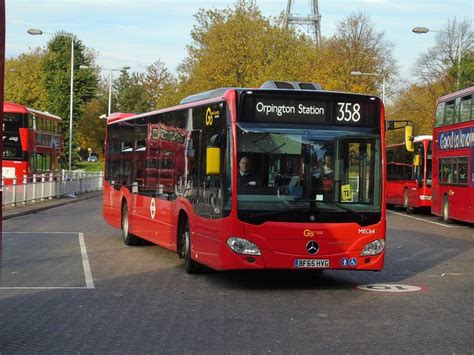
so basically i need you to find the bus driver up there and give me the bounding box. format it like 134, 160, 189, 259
238, 156, 261, 187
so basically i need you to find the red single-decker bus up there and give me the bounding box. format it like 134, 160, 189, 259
103, 81, 387, 273
386, 135, 432, 212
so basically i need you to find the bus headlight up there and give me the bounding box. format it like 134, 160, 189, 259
227, 237, 261, 255
361, 239, 385, 256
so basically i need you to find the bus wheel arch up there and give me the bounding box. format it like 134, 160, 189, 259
121, 198, 141, 245
442, 194, 452, 224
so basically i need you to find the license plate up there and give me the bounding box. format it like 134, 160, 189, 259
294, 259, 330, 268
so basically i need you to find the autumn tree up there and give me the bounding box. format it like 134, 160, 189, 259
176, 0, 319, 98
385, 81, 446, 144
414, 18, 473, 92
4, 48, 48, 109
317, 12, 398, 98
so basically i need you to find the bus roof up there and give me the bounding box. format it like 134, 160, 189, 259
106, 112, 137, 124
3, 101, 62, 121
179, 86, 377, 105
438, 86, 474, 103
107, 87, 380, 126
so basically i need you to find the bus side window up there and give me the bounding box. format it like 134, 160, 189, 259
435, 102, 445, 127
460, 95, 472, 122
444, 101, 455, 125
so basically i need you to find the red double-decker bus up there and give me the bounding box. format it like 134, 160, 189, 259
432, 86, 474, 223
103, 81, 386, 273
386, 135, 432, 212
2, 102, 64, 183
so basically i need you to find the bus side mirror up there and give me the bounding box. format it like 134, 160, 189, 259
405, 125, 414, 152
206, 147, 221, 175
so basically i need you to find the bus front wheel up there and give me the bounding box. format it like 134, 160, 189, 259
180, 219, 202, 274
121, 202, 141, 245
442, 196, 452, 224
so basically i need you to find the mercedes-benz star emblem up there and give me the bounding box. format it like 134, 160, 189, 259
306, 240, 319, 255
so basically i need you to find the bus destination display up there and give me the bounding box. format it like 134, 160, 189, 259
240, 92, 380, 127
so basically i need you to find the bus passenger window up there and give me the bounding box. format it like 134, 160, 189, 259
460, 96, 472, 122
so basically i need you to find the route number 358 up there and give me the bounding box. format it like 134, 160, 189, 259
337, 102, 361, 122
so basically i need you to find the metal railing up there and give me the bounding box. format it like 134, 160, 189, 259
2, 171, 104, 207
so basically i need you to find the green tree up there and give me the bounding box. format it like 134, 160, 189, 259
113, 71, 153, 113
143, 60, 178, 109
78, 95, 108, 158
4, 48, 48, 109
42, 32, 99, 168
449, 50, 474, 88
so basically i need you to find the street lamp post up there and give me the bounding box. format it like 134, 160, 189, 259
350, 71, 386, 102
80, 65, 130, 116
412, 26, 463, 89
28, 28, 75, 176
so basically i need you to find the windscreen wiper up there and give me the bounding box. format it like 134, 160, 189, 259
286, 199, 369, 223
316, 201, 369, 224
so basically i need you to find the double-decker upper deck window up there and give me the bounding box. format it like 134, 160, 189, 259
435, 103, 445, 127
444, 101, 455, 125
460, 95, 472, 122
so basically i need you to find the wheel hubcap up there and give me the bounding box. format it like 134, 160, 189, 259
123, 211, 128, 237
184, 230, 190, 257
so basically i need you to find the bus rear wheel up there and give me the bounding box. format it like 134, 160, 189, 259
180, 219, 202, 274
403, 188, 413, 213
121, 202, 141, 245
442, 195, 452, 224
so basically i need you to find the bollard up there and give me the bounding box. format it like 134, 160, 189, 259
49, 173, 53, 199
32, 174, 36, 203
40, 174, 45, 201
11, 177, 17, 207
80, 172, 83, 194
23, 175, 27, 204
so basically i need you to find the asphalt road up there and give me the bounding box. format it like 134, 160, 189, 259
1, 197, 473, 353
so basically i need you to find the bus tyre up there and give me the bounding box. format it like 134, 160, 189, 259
442, 196, 452, 224
121, 202, 141, 245
403, 188, 414, 214
181, 220, 202, 274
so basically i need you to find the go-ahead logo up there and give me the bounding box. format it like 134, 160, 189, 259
303, 229, 323, 237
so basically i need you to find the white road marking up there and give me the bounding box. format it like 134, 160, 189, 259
0, 232, 95, 290
79, 233, 95, 289
387, 210, 460, 228
0, 287, 93, 290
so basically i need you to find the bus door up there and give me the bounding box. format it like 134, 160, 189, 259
184, 104, 227, 268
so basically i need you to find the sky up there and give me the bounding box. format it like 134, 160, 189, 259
5, 0, 473, 82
